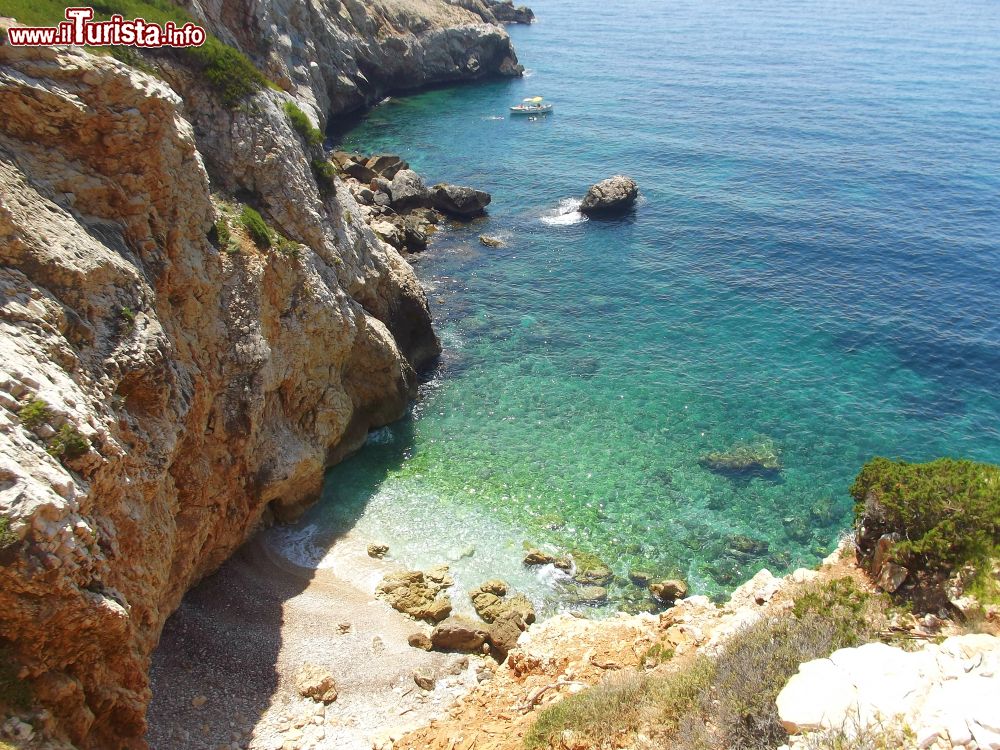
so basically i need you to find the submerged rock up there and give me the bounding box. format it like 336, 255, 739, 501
699, 439, 782, 476
573, 586, 609, 604
479, 234, 506, 248
628, 570, 654, 587
432, 183, 492, 217
579, 175, 638, 215
571, 550, 614, 586
649, 579, 688, 603
367, 543, 389, 558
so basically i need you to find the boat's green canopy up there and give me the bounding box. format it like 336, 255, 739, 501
523, 96, 544, 103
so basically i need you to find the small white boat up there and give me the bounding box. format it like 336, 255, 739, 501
510, 96, 553, 115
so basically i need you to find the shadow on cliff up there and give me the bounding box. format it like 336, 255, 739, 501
144, 412, 424, 749
145, 539, 316, 750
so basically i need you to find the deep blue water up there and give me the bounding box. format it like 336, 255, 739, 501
276, 0, 1000, 613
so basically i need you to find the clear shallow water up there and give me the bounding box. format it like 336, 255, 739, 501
278, 0, 1000, 612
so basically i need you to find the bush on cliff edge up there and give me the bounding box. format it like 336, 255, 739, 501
852, 457, 1000, 605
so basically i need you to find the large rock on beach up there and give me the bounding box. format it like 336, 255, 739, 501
579, 175, 639, 215
295, 664, 339, 704
432, 183, 492, 217
431, 616, 491, 652
376, 570, 453, 623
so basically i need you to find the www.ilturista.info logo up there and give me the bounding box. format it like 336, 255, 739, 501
6, 7, 207, 47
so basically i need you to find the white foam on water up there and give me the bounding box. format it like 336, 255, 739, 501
482, 115, 505, 121
541, 198, 588, 226
366, 426, 394, 446
268, 523, 328, 568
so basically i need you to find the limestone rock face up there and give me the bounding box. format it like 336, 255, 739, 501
579, 175, 639, 215
0, 42, 438, 749
186, 0, 524, 125
777, 635, 1000, 749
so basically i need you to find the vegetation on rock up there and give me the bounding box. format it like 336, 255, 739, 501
0, 643, 30, 710
240, 206, 272, 249
47, 424, 90, 460
283, 102, 324, 147
17, 398, 50, 430
852, 457, 1000, 605
0, 517, 17, 550
311, 159, 337, 196
524, 578, 891, 750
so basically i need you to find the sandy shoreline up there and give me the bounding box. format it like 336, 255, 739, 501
146, 531, 483, 750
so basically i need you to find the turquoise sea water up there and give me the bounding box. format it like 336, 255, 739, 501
276, 0, 1000, 612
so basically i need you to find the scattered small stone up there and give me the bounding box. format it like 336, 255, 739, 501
407, 632, 433, 651
295, 664, 338, 704
413, 669, 436, 691
191, 695, 208, 709
337, 622, 352, 634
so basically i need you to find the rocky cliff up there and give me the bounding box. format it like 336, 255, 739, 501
184, 0, 525, 125
0, 3, 522, 747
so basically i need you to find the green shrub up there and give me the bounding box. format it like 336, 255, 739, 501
17, 398, 50, 430
524, 580, 892, 750
311, 158, 337, 196
283, 102, 323, 147
851, 458, 1000, 592
240, 206, 271, 248
48, 424, 90, 460
0, 517, 17, 549
185, 38, 269, 108
119, 305, 136, 330
274, 236, 301, 259
524, 658, 714, 750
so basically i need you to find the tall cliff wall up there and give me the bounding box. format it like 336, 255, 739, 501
0, 4, 522, 747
